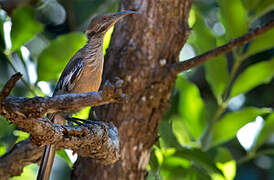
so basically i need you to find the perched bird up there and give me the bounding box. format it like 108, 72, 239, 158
37, 10, 136, 180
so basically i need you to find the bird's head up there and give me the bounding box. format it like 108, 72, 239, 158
86, 10, 136, 37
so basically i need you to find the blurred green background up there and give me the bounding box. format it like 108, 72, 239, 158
0, 0, 273, 179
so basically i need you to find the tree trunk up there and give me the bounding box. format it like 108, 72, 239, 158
71, 0, 192, 179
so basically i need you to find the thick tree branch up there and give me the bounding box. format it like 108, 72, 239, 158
0, 120, 119, 180
1, 78, 125, 119
0, 140, 43, 180
0, 75, 123, 179
171, 19, 274, 74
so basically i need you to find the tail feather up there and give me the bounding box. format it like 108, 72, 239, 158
37, 145, 56, 180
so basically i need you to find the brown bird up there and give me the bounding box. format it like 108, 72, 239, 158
37, 10, 136, 180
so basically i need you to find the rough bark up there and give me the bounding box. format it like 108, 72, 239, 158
1, 0, 272, 179
71, 0, 192, 179
0, 76, 124, 179
0, 140, 42, 180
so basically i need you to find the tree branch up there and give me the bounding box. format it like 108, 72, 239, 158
171, 19, 274, 74
1, 79, 125, 119
0, 72, 22, 104
0, 140, 43, 180
0, 75, 124, 179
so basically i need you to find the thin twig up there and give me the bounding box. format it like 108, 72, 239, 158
171, 19, 274, 74
0, 72, 22, 103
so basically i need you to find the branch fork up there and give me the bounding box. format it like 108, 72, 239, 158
0, 73, 125, 168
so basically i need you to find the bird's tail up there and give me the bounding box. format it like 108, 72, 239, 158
37, 144, 56, 180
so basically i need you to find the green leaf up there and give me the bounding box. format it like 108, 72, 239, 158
103, 26, 113, 55
13, 130, 29, 143
231, 59, 274, 97
171, 115, 194, 147
211, 107, 271, 147
163, 156, 190, 169
174, 149, 223, 176
37, 33, 87, 81
159, 119, 181, 149
56, 150, 72, 167
252, 113, 274, 151
176, 76, 206, 139
218, 0, 248, 38
161, 159, 211, 180
149, 148, 160, 173
242, 0, 261, 12
212, 160, 236, 180
11, 6, 43, 51
0, 18, 5, 50
188, 10, 229, 101
188, 10, 215, 52
10, 163, 38, 180
215, 148, 233, 163
252, 1, 274, 20
73, 107, 91, 120
0, 142, 6, 156
205, 55, 229, 102
247, 29, 274, 57
212, 148, 236, 180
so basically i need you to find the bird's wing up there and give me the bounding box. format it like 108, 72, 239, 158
53, 55, 84, 96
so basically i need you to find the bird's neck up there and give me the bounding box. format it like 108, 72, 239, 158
85, 34, 104, 63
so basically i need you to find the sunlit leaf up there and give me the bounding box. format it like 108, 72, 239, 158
211, 107, 271, 147
38, 33, 87, 81
171, 115, 194, 147
176, 76, 206, 139
0, 142, 6, 156
103, 26, 113, 55
13, 130, 29, 143
252, 113, 274, 151
10, 163, 38, 180
212, 160, 236, 180
218, 0, 248, 38
188, 9, 196, 28
11, 6, 43, 51
188, 10, 215, 52
73, 107, 91, 120
212, 147, 236, 180
154, 146, 163, 165
163, 156, 190, 169
231, 59, 274, 97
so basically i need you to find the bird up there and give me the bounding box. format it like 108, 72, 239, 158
37, 10, 136, 180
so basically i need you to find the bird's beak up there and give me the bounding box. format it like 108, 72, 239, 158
101, 10, 136, 34
115, 10, 136, 19
109, 10, 136, 26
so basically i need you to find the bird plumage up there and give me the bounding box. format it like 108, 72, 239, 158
37, 10, 136, 180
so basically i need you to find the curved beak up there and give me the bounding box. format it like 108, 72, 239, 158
102, 10, 136, 34
115, 10, 136, 18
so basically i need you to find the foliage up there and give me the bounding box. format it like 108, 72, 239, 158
0, 0, 273, 179
152, 0, 274, 179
